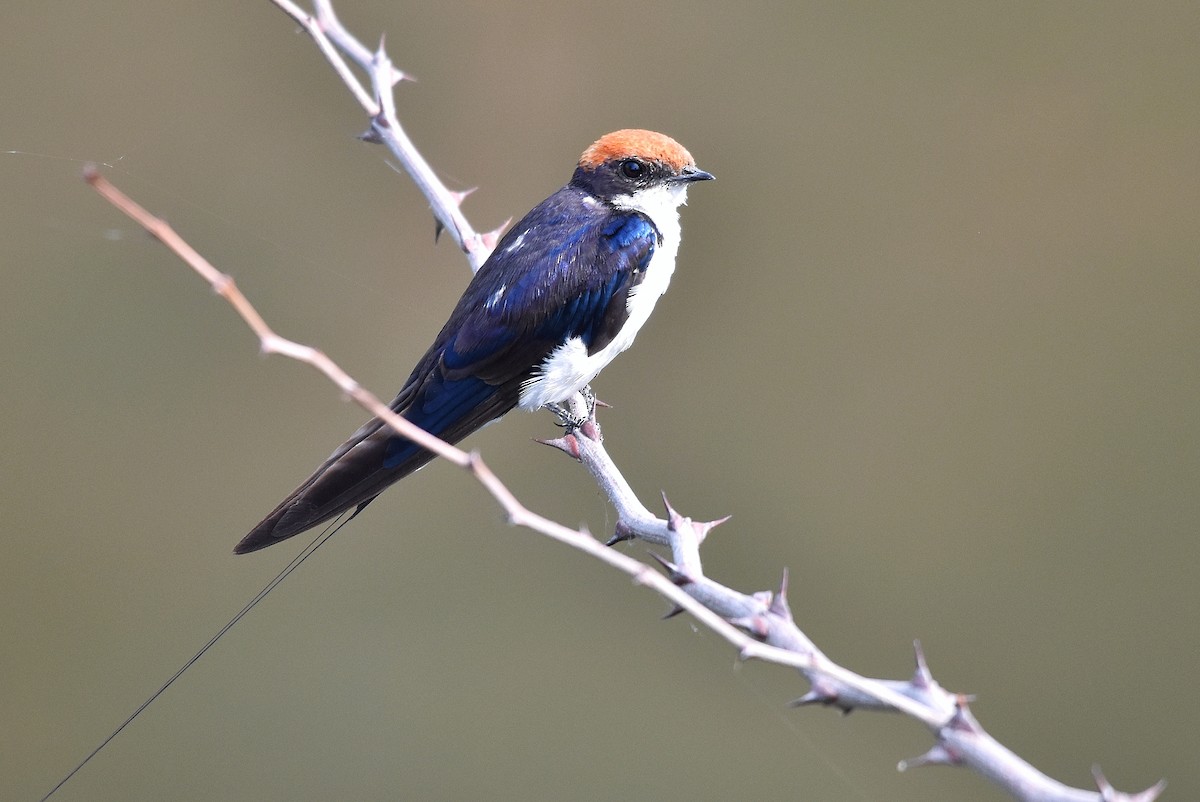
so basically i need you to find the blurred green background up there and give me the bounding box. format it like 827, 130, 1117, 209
4, 2, 1197, 800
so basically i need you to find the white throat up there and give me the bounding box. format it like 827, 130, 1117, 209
517, 182, 691, 410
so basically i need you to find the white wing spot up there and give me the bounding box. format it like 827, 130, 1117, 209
504, 231, 527, 253
485, 283, 507, 311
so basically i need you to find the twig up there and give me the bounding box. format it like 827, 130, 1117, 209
271, 0, 507, 271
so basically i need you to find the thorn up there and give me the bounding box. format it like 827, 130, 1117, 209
482, 218, 511, 251
357, 126, 384, 144
593, 397, 613, 409
661, 491, 676, 519
1093, 767, 1113, 795
911, 639, 934, 689
788, 690, 823, 707
730, 615, 769, 640
661, 604, 686, 620
661, 492, 689, 533
577, 417, 600, 443
768, 567, 792, 619
646, 551, 672, 570
647, 550, 691, 585
659, 492, 727, 544
449, 187, 477, 208
1138, 781, 1169, 802
898, 744, 960, 771
604, 522, 636, 547
692, 514, 732, 545
945, 695, 983, 734
534, 433, 580, 460
1093, 766, 1167, 802
433, 218, 444, 243
788, 678, 846, 711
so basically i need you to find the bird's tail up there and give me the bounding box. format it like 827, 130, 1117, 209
233, 373, 520, 554
233, 416, 435, 554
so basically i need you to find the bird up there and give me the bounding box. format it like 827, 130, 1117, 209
233, 129, 713, 554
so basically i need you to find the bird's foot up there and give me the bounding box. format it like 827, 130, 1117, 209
580, 384, 597, 419
544, 387, 597, 431
545, 401, 587, 431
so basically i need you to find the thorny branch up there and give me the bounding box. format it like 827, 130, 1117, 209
273, 0, 508, 272
82, 2, 1166, 800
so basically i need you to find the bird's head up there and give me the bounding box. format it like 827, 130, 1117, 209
571, 129, 714, 210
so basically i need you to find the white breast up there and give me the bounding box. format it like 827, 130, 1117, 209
517, 182, 690, 410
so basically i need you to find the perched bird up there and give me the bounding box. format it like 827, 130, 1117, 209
234, 129, 713, 554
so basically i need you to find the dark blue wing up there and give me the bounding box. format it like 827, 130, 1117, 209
383, 191, 657, 464
440, 191, 658, 374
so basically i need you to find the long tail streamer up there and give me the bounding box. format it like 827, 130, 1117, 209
40, 512, 358, 800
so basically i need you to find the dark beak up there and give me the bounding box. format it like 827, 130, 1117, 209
676, 165, 715, 183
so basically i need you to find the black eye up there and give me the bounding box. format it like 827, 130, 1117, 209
619, 159, 645, 180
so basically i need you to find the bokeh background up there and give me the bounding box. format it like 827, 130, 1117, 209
5, 2, 1198, 800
